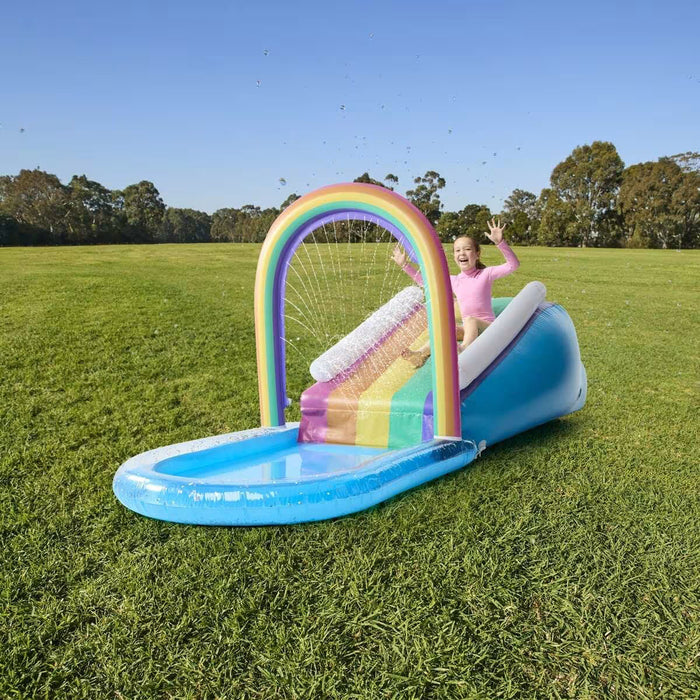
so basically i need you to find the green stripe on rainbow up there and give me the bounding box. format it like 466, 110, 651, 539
253, 183, 461, 440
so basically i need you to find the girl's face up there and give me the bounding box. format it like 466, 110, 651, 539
453, 237, 480, 272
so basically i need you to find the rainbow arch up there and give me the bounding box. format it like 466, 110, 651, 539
254, 182, 461, 440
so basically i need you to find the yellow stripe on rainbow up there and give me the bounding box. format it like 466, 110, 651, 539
354, 327, 430, 448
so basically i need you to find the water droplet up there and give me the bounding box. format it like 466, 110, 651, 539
256, 80, 261, 88
369, 32, 374, 39
279, 178, 287, 186
263, 49, 270, 56
493, 152, 497, 156
481, 161, 486, 165
19, 127, 25, 133
448, 129, 452, 134
517, 146, 521, 150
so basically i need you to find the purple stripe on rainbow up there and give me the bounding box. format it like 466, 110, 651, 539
422, 393, 434, 442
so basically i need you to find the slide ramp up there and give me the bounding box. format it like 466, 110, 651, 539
299, 290, 433, 449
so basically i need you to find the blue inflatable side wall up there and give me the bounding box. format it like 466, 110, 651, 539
460, 303, 586, 447
113, 429, 478, 526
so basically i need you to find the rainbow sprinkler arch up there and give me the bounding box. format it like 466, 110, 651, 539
113, 183, 587, 525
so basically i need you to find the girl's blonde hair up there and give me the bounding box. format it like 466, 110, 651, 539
454, 235, 486, 269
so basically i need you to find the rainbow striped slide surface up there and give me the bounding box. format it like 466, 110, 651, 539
298, 305, 433, 449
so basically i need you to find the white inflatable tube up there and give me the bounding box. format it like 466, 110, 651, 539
458, 281, 547, 390
310, 286, 424, 382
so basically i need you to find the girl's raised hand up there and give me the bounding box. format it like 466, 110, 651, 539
485, 217, 507, 245
391, 244, 407, 267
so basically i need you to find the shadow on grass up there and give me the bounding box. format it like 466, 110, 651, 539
483, 414, 584, 456
345, 416, 586, 524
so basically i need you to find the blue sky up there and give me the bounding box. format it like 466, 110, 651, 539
2, 0, 698, 213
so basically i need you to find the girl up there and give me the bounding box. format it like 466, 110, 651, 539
391, 218, 519, 367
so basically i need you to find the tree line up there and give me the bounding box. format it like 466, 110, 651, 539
1, 142, 698, 248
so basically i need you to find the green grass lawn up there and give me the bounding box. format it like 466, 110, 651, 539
1, 243, 698, 699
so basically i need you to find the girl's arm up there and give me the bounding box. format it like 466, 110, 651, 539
485, 218, 519, 280
392, 244, 423, 285
487, 240, 520, 280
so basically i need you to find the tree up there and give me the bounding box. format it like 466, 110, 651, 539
211, 208, 240, 242
236, 205, 279, 243
549, 141, 624, 246
458, 204, 492, 239
159, 208, 212, 243
66, 175, 121, 244
435, 204, 492, 243
619, 159, 700, 249
280, 193, 301, 210
0, 169, 70, 243
406, 170, 445, 226
118, 181, 165, 242
238, 205, 263, 243
384, 173, 399, 190
353, 172, 387, 188
669, 151, 700, 173
537, 188, 577, 246
0, 212, 22, 245
502, 189, 539, 244
675, 170, 700, 249
435, 211, 462, 242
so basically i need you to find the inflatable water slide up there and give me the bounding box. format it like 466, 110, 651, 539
113, 184, 586, 525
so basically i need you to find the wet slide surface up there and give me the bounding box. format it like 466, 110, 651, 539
299, 306, 432, 449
